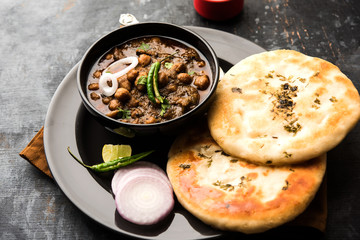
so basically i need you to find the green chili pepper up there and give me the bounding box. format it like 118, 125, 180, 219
152, 61, 164, 103
146, 63, 157, 104
67, 147, 154, 172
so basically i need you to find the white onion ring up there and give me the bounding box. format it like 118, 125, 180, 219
99, 56, 138, 96
99, 73, 117, 97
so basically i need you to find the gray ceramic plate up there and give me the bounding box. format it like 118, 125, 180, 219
44, 26, 265, 239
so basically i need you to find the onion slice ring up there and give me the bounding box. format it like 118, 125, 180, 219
115, 173, 174, 225
99, 56, 138, 96
111, 161, 172, 195
112, 161, 174, 225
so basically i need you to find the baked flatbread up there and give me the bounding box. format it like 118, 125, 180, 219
208, 50, 360, 165
167, 125, 326, 234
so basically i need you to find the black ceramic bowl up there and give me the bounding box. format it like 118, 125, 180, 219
77, 22, 219, 136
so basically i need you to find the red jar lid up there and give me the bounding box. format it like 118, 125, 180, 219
194, 0, 244, 21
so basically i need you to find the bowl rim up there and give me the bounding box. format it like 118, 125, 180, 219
77, 21, 220, 129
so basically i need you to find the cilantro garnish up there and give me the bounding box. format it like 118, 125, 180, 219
137, 42, 151, 51
117, 108, 131, 119
164, 62, 173, 69
160, 99, 170, 116
137, 75, 147, 85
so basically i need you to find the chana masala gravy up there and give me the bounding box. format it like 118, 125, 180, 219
87, 36, 212, 124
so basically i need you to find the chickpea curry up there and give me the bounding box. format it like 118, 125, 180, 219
87, 36, 212, 124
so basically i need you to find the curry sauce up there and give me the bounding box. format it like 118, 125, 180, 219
87, 36, 212, 124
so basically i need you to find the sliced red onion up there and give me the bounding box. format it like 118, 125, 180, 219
99, 56, 138, 96
115, 173, 174, 225
111, 164, 135, 195
111, 161, 171, 195
112, 161, 174, 225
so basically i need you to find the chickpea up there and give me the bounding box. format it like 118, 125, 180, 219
102, 96, 112, 105
118, 77, 132, 91
131, 108, 143, 118
108, 99, 120, 110
114, 88, 131, 102
198, 60, 206, 67
168, 69, 177, 79
194, 75, 210, 90
113, 47, 123, 60
187, 86, 200, 105
90, 92, 100, 100
171, 62, 186, 73
127, 69, 139, 82
136, 48, 147, 55
117, 74, 126, 83
128, 97, 139, 108
138, 54, 151, 67
151, 37, 161, 44
166, 83, 177, 92
158, 72, 169, 88
145, 116, 158, 124
135, 72, 147, 92
106, 110, 119, 119
176, 97, 191, 108
161, 107, 174, 120
88, 83, 99, 90
147, 50, 157, 56
93, 70, 102, 79
177, 73, 192, 84
105, 53, 113, 60
135, 83, 146, 92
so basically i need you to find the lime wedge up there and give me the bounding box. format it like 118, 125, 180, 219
102, 144, 132, 162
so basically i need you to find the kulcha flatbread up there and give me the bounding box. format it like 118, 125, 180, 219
167, 125, 326, 234
208, 50, 360, 165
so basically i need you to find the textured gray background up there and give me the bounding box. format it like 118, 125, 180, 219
1, 0, 359, 239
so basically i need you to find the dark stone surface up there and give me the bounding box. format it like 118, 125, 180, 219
1, 0, 359, 239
